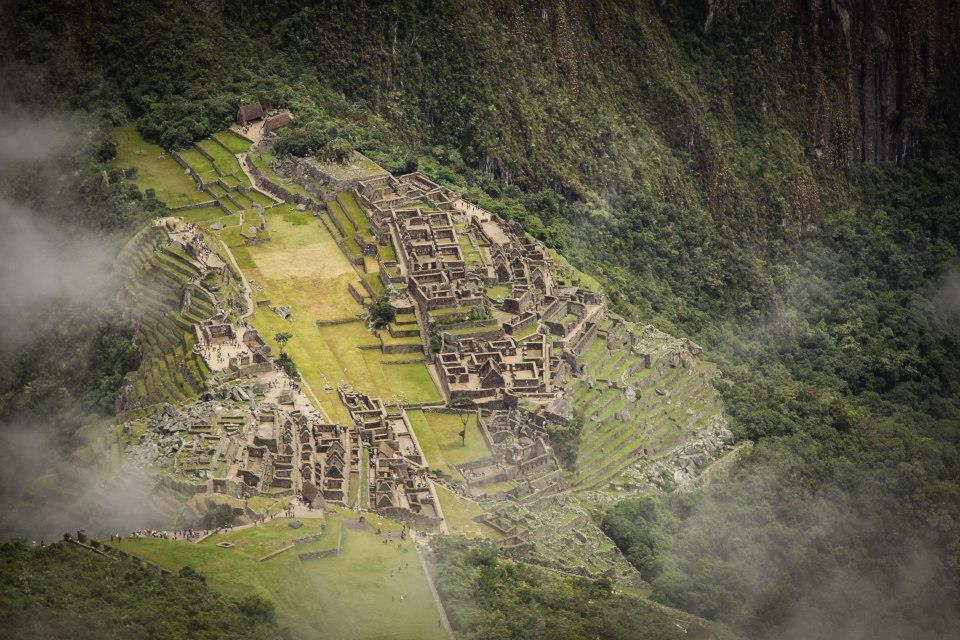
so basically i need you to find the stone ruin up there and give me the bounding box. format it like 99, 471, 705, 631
338, 387, 442, 526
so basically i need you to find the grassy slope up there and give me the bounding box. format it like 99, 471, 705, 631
113, 125, 208, 208
115, 510, 446, 640
0, 540, 284, 640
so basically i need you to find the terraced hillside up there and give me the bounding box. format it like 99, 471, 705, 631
115, 226, 219, 407
569, 319, 729, 502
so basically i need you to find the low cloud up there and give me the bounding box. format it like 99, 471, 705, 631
0, 199, 114, 350
932, 267, 960, 326
0, 421, 169, 540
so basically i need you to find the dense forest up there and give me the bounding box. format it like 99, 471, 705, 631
1, 1, 958, 638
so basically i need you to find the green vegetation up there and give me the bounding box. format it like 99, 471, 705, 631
545, 412, 584, 470
368, 294, 396, 329
113, 125, 209, 208
4, 1, 960, 637
0, 540, 283, 640
433, 536, 726, 640
115, 510, 447, 640
273, 331, 293, 354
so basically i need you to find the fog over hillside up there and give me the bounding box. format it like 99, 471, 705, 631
0, 108, 162, 540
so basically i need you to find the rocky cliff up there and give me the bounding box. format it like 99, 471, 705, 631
703, 0, 960, 165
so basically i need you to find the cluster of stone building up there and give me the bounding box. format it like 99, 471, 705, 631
355, 172, 605, 408
338, 387, 442, 526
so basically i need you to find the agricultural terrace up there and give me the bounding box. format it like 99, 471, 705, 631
113, 125, 209, 208
114, 509, 447, 640
180, 204, 441, 423
406, 411, 490, 481
569, 334, 724, 496
197, 138, 251, 186
213, 129, 254, 154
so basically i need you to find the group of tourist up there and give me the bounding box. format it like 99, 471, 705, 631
121, 528, 209, 541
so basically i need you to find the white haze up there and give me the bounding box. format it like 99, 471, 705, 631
0, 105, 173, 539
0, 198, 114, 349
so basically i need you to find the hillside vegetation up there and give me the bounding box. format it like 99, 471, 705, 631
1, 1, 959, 638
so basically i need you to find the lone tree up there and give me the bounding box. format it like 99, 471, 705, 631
274, 331, 293, 354
458, 413, 470, 447
369, 295, 396, 329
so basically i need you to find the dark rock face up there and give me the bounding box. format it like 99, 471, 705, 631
708, 0, 960, 166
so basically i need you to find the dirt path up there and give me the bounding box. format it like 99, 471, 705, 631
237, 152, 283, 204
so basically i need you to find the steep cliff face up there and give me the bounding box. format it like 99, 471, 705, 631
704, 0, 960, 166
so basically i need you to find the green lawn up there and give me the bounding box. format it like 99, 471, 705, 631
222, 209, 440, 422
485, 284, 510, 300
407, 410, 490, 480
114, 510, 447, 640
511, 323, 541, 340
211, 517, 326, 559
113, 124, 209, 208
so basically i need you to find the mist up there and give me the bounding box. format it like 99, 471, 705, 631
933, 267, 960, 326
649, 444, 960, 640
0, 103, 173, 539
0, 198, 114, 350
0, 421, 169, 540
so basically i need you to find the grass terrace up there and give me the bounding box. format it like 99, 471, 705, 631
174, 206, 236, 228
511, 323, 541, 340
198, 139, 250, 186
340, 192, 373, 235
458, 234, 483, 269
442, 323, 500, 337
213, 129, 253, 154
247, 189, 275, 207
471, 478, 519, 496
113, 125, 209, 208
434, 485, 501, 539
179, 148, 218, 183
